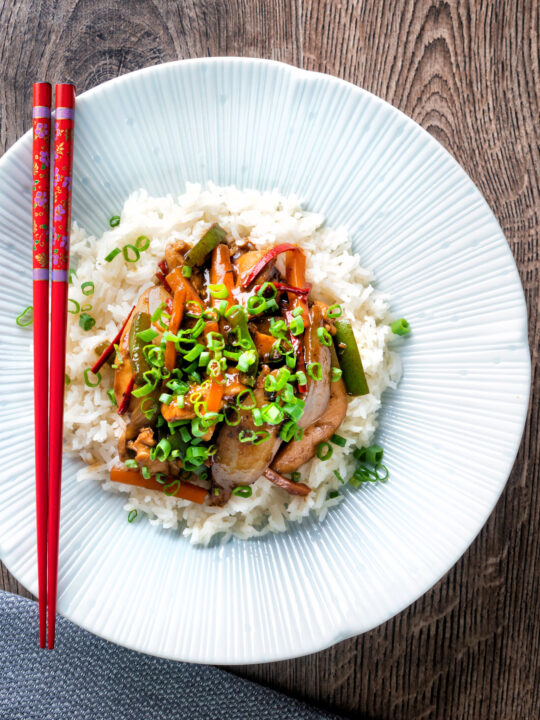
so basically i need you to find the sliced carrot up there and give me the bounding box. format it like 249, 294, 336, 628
165, 267, 202, 306
164, 287, 186, 372
285, 249, 310, 327
252, 330, 276, 358
110, 466, 208, 504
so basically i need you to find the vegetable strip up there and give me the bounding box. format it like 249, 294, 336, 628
285, 249, 310, 327
91, 306, 135, 374
109, 467, 207, 504
117, 374, 135, 415
164, 287, 186, 372
333, 319, 369, 396
241, 242, 298, 288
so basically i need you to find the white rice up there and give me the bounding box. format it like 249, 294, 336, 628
64, 183, 401, 545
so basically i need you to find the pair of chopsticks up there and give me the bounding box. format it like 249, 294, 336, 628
32, 82, 76, 649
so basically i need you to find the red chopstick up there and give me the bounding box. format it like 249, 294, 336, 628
32, 82, 52, 649
48, 83, 76, 649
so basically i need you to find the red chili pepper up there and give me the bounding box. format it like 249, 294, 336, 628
241, 243, 298, 288
254, 281, 311, 296
285, 310, 307, 394
90, 306, 135, 375
165, 297, 173, 313
155, 271, 172, 293
158, 258, 169, 275
117, 375, 136, 415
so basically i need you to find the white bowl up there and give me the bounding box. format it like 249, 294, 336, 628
0, 58, 530, 663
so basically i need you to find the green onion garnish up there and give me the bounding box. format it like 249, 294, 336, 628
331, 367, 343, 383
327, 304, 342, 318
236, 389, 256, 410
316, 442, 333, 460
141, 466, 150, 479
330, 434, 346, 447
123, 244, 140, 263
294, 371, 307, 387
181, 265, 192, 277
247, 295, 267, 315
280, 420, 298, 443
151, 302, 167, 324
136, 235, 150, 251
317, 327, 332, 347
81, 281, 94, 296
257, 282, 277, 299
67, 299, 80, 314
232, 485, 253, 498
366, 444, 384, 464
109, 215, 120, 227
80, 303, 92, 312
127, 509, 138, 522
14, 305, 33, 327
125, 459, 138, 469
224, 406, 241, 426
83, 368, 101, 387
208, 283, 229, 299
391, 318, 410, 335
291, 306, 303, 318
155, 473, 167, 485
237, 350, 257, 373
107, 389, 117, 406
136, 327, 158, 343
159, 393, 173, 405
328, 490, 340, 499
105, 247, 121, 263
68, 268, 77, 283
269, 318, 287, 337
65, 374, 71, 386
289, 316, 304, 336
79, 313, 96, 331
163, 480, 180, 496
333, 470, 345, 483
307, 362, 322, 381
261, 403, 284, 425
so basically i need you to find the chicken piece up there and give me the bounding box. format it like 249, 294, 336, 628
272, 375, 347, 474
299, 304, 331, 428
212, 388, 281, 491
127, 426, 169, 475
164, 240, 189, 271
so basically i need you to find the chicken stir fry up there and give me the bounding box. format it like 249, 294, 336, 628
95, 224, 369, 504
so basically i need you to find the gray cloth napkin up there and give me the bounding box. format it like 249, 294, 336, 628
0, 591, 342, 720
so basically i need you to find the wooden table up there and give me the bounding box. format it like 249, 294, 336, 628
1, 1, 538, 717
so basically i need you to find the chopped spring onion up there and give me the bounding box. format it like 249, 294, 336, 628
208, 283, 229, 299
109, 215, 120, 227
247, 295, 267, 315
151, 302, 167, 324
283, 401, 304, 423
333, 469, 345, 483
218, 407, 238, 429
294, 370, 307, 387
141, 466, 150, 479
123, 244, 140, 263
237, 350, 258, 373
232, 485, 253, 498
316, 442, 333, 461
181, 265, 192, 277
328, 490, 340, 499
291, 472, 301, 483
83, 368, 101, 387
327, 304, 342, 318
80, 303, 92, 312
269, 318, 287, 337
391, 318, 410, 335
107, 388, 117, 406
366, 444, 384, 464
261, 403, 284, 425
68, 268, 77, 283
251, 408, 263, 426
331, 367, 343, 383
159, 392, 173, 405
236, 389, 256, 410
155, 473, 167, 485
257, 282, 277, 299
280, 420, 298, 442
105, 247, 121, 263
163, 480, 181, 496
291, 306, 303, 318
127, 509, 138, 522
330, 434, 346, 447
285, 353, 296, 369
206, 331, 225, 351
65, 374, 71, 386
67, 299, 80, 314
317, 327, 332, 347
81, 281, 94, 296
136, 235, 150, 251
140, 398, 158, 420
155, 438, 171, 461
79, 313, 96, 330
125, 459, 138, 469
289, 316, 304, 336
15, 305, 33, 327
307, 362, 322, 381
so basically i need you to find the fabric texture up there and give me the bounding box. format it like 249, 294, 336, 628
0, 591, 342, 720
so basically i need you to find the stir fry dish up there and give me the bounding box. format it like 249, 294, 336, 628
92, 224, 370, 506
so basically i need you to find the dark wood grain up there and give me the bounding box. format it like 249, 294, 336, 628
0, 2, 538, 718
